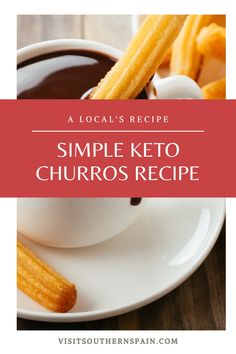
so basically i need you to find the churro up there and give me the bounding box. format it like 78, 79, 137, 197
170, 15, 212, 80
17, 240, 77, 312
211, 15, 226, 27
197, 24, 226, 62
91, 15, 187, 99
202, 76, 226, 99
160, 48, 172, 66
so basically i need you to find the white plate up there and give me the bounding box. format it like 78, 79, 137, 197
17, 198, 225, 322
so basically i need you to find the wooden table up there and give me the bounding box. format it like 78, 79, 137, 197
17, 15, 133, 50
17, 15, 226, 330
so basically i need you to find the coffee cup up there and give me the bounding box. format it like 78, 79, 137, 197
17, 198, 143, 248
17, 39, 202, 248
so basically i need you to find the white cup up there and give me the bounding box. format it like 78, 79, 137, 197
17, 39, 202, 248
17, 198, 143, 248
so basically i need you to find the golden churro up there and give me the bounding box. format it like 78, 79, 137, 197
170, 15, 212, 80
202, 76, 226, 99
17, 240, 77, 312
160, 48, 172, 66
91, 15, 187, 99
211, 15, 226, 27
197, 24, 226, 62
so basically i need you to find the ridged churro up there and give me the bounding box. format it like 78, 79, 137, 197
170, 15, 212, 80
91, 15, 187, 99
17, 240, 77, 312
197, 24, 226, 62
202, 76, 226, 99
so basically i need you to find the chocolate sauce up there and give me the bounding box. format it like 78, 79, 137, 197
130, 198, 142, 206
17, 50, 146, 99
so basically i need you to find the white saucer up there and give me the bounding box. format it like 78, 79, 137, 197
17, 198, 225, 322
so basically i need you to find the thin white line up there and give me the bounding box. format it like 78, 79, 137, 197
32, 130, 205, 133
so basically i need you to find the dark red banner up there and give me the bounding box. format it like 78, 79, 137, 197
0, 99, 235, 197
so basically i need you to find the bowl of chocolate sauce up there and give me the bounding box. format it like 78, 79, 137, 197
17, 39, 144, 247
17, 39, 146, 100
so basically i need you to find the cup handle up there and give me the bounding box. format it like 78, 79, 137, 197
147, 74, 203, 99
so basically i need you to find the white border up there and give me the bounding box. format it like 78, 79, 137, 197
14, 0, 234, 15
0, 0, 236, 353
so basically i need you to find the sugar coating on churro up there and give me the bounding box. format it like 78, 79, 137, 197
202, 76, 226, 99
197, 24, 226, 62
170, 15, 212, 80
91, 15, 187, 99
17, 240, 77, 313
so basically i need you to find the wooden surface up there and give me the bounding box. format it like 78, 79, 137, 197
17, 15, 226, 330
17, 15, 132, 50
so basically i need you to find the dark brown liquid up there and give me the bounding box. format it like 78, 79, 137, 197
17, 50, 142, 206
17, 50, 146, 99
130, 198, 142, 206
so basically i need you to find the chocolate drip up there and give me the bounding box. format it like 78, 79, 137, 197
130, 198, 142, 206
